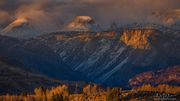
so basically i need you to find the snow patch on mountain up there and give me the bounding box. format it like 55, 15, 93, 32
98, 57, 128, 82
97, 47, 126, 75
75, 43, 110, 72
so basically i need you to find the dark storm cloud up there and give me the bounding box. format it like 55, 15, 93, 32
0, 0, 179, 30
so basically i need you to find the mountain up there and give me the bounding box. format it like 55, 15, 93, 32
0, 22, 179, 88
64, 16, 101, 32
129, 66, 180, 88
109, 22, 118, 31
36, 24, 180, 87
0, 35, 86, 81
1, 17, 40, 38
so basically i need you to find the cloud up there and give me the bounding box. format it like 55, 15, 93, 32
153, 9, 180, 25
2, 0, 62, 32
53, 0, 180, 27
0, 0, 180, 31
15, 4, 56, 32
0, 10, 10, 25
82, 0, 180, 26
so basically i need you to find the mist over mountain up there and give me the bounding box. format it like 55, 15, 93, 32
0, 0, 179, 32
153, 9, 180, 25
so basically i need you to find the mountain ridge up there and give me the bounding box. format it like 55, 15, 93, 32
35, 24, 180, 87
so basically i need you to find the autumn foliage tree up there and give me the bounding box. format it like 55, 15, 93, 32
134, 84, 180, 94
83, 84, 99, 95
106, 87, 122, 101
33, 85, 69, 101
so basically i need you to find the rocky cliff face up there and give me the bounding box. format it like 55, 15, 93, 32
129, 66, 180, 87
36, 25, 180, 87
120, 29, 157, 49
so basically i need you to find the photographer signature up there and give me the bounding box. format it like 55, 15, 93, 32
154, 93, 177, 101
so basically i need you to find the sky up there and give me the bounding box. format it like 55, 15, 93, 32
0, 0, 179, 30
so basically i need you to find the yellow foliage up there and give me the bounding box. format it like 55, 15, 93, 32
83, 84, 99, 95
134, 84, 180, 94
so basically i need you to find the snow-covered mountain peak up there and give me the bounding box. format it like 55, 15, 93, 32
74, 16, 94, 22
3, 17, 29, 33
64, 16, 101, 32
1, 17, 40, 38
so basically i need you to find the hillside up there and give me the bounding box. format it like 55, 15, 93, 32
0, 35, 86, 81
129, 66, 180, 87
0, 60, 59, 94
